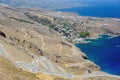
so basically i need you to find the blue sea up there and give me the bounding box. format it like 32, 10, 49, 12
76, 35, 120, 75
57, 0, 120, 75
57, 1, 120, 18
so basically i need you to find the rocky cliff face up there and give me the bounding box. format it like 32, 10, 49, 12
0, 6, 120, 80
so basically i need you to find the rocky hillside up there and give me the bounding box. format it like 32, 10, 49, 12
21, 8, 120, 43
0, 0, 85, 10
0, 6, 120, 80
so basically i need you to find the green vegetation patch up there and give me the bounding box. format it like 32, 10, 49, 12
79, 31, 90, 38
9, 17, 34, 24
25, 12, 51, 26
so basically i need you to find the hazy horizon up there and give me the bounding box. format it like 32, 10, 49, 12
0, 0, 120, 9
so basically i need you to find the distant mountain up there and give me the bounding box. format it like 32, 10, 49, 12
0, 0, 86, 10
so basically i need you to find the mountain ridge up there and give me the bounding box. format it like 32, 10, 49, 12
0, 0, 87, 10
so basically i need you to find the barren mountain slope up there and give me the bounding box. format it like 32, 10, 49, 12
0, 6, 120, 80
0, 0, 85, 10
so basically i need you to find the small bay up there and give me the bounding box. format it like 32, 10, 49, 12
57, 1, 120, 75
76, 35, 120, 75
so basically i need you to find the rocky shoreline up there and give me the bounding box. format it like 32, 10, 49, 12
0, 6, 120, 80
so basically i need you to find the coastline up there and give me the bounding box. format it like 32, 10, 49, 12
75, 35, 120, 75
57, 4, 120, 19
73, 33, 117, 44
0, 5, 120, 80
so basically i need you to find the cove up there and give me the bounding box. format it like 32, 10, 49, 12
76, 35, 120, 75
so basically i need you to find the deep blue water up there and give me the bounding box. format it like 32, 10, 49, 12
56, 1, 120, 75
76, 35, 120, 75
57, 4, 120, 18
56, 0, 120, 75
